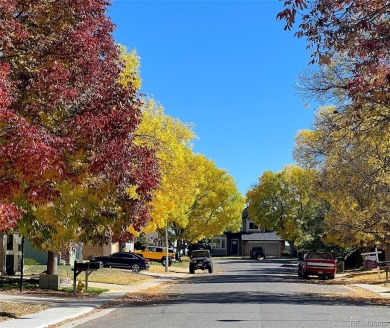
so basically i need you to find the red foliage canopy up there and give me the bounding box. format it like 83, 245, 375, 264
277, 0, 390, 109
0, 0, 160, 236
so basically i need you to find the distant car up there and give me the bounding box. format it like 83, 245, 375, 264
250, 247, 266, 259
133, 246, 175, 266
189, 249, 213, 274
91, 252, 149, 273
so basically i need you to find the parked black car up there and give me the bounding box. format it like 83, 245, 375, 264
91, 252, 149, 273
189, 249, 213, 274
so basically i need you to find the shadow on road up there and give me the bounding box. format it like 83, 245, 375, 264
121, 287, 385, 308
116, 258, 388, 310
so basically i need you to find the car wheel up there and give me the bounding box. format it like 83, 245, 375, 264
161, 257, 172, 267
328, 275, 335, 280
131, 264, 140, 273
208, 266, 213, 273
161, 257, 167, 266
189, 264, 195, 274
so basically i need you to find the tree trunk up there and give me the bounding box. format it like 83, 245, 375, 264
385, 243, 390, 262
47, 251, 58, 275
289, 241, 296, 257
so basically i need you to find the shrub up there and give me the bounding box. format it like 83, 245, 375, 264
24, 258, 38, 265
281, 250, 291, 257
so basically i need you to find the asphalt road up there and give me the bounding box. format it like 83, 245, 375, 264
75, 258, 390, 328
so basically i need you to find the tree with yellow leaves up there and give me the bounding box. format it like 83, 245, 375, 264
246, 165, 319, 255
294, 106, 390, 260
181, 154, 244, 243
118, 48, 244, 246
133, 99, 198, 234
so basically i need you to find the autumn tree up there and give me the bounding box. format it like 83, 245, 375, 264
0, 1, 160, 273
294, 106, 390, 260
279, 0, 390, 259
116, 49, 199, 239
132, 99, 198, 235
132, 102, 244, 248
277, 0, 390, 113
181, 155, 244, 243
246, 165, 320, 254
116, 48, 244, 247
118, 46, 142, 92
0, 63, 25, 233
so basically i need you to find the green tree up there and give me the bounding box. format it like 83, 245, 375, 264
246, 165, 319, 254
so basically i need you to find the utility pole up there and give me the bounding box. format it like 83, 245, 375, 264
19, 236, 24, 292
165, 227, 169, 272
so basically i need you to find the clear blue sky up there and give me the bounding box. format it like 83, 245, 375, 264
108, 0, 315, 196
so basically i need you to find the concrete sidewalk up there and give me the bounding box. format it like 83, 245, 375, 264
351, 283, 390, 299
1, 272, 186, 328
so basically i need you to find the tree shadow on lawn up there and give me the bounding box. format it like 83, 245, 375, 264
0, 311, 17, 320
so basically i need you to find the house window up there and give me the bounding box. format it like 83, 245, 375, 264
207, 236, 226, 249
7, 235, 13, 250
248, 221, 259, 230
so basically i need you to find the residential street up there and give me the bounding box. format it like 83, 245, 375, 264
72, 258, 390, 328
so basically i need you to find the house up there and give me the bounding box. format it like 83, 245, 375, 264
240, 232, 284, 257
0, 234, 22, 275
82, 241, 136, 260
24, 238, 48, 264
82, 242, 120, 259
205, 207, 284, 257
1, 233, 127, 269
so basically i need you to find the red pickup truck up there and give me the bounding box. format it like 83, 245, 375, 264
298, 252, 336, 279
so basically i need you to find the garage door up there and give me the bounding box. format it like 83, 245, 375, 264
248, 242, 280, 257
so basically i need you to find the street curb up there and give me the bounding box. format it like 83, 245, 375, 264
56, 307, 116, 328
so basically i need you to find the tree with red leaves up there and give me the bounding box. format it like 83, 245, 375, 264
0, 1, 160, 273
0, 63, 25, 232
277, 0, 390, 112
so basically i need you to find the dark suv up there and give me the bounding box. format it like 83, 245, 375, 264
189, 249, 213, 274
250, 247, 266, 259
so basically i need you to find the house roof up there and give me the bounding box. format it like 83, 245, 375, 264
241, 232, 283, 241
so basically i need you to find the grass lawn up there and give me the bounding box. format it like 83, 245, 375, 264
337, 269, 389, 286
0, 302, 50, 323
0, 260, 189, 293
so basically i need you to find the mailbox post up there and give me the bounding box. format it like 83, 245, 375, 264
377, 261, 390, 286
72, 261, 102, 294
361, 248, 382, 278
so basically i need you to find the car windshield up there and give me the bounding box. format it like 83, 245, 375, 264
306, 253, 331, 260
191, 250, 209, 258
